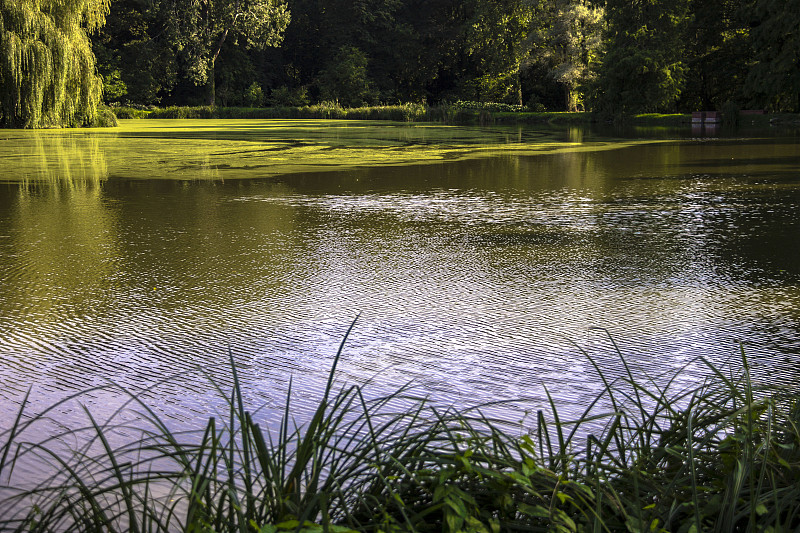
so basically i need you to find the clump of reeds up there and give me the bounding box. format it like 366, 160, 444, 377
1, 323, 798, 532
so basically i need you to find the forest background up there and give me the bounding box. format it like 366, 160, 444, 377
93, 0, 800, 113
2, 0, 799, 128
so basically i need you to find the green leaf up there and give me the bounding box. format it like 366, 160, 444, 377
445, 512, 463, 533
518, 503, 549, 518
465, 516, 489, 533
447, 495, 468, 519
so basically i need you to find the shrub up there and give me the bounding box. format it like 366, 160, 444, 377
110, 106, 151, 119
92, 107, 119, 127
268, 86, 310, 107
450, 100, 526, 113
245, 83, 265, 107
149, 106, 216, 119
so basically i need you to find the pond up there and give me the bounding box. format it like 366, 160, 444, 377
1, 119, 799, 447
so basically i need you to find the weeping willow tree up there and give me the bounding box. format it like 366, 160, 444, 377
0, 0, 109, 128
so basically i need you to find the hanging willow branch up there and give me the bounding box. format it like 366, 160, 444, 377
0, 0, 109, 128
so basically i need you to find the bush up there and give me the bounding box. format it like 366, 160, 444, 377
268, 86, 310, 107
110, 106, 151, 119
244, 82, 265, 107
92, 107, 119, 127
450, 100, 526, 113
148, 106, 215, 119
317, 46, 377, 108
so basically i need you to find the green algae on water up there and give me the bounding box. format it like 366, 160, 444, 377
1, 119, 673, 183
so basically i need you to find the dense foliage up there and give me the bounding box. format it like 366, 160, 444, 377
0, 0, 110, 127
2, 0, 798, 127
93, 0, 800, 114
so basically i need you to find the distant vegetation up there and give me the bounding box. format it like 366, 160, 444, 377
1, 330, 799, 532
94, 0, 798, 116
3, 0, 799, 128
108, 101, 587, 125
110, 103, 800, 128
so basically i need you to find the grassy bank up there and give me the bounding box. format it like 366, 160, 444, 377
1, 328, 799, 532
111, 103, 433, 122
109, 103, 697, 127
110, 103, 800, 130
110, 103, 800, 129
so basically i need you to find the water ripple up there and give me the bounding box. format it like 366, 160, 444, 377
1, 151, 799, 455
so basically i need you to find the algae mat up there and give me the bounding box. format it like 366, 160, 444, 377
1, 119, 658, 182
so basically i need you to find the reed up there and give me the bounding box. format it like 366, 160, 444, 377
1, 325, 798, 532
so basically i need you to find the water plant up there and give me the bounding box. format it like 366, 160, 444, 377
0, 323, 798, 532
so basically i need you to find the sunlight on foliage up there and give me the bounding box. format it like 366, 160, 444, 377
0, 0, 109, 127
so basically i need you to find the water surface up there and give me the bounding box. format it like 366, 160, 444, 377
1, 120, 799, 441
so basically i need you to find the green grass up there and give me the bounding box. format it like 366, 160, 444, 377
110, 103, 431, 122
109, 104, 800, 131
109, 104, 595, 125
1, 324, 799, 532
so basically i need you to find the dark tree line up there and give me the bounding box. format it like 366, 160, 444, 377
92, 0, 798, 113
3, 0, 798, 128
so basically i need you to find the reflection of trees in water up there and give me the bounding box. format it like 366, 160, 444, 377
7, 184, 119, 323
101, 181, 303, 310
2, 133, 114, 320
14, 132, 109, 185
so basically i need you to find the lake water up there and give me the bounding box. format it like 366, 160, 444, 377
1, 119, 799, 442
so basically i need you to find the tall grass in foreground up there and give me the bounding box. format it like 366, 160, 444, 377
1, 326, 799, 532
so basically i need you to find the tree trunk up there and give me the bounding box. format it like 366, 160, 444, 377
564, 85, 576, 112
208, 57, 216, 106
206, 0, 237, 108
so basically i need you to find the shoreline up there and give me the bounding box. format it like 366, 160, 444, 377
107, 104, 800, 128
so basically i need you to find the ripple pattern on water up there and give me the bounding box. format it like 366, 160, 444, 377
1, 145, 799, 446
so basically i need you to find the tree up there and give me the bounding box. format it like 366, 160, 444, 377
0, 0, 109, 127
530, 0, 603, 111
183, 0, 291, 106
746, 0, 800, 111
461, 0, 538, 104
592, 0, 691, 115
678, 0, 751, 111
385, 0, 537, 104
91, 0, 187, 105
279, 0, 407, 102
318, 46, 375, 106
